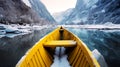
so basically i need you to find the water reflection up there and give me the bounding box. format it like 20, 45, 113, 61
0, 28, 53, 67
68, 28, 120, 67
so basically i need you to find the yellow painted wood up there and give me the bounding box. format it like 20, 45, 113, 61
69, 46, 80, 64
44, 40, 76, 47
76, 52, 84, 67
36, 50, 44, 67
80, 56, 85, 67
83, 60, 87, 67
16, 27, 100, 67
34, 54, 40, 67
86, 62, 90, 67
72, 49, 82, 66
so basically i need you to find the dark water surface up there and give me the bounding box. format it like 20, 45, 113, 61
68, 28, 120, 67
0, 28, 53, 67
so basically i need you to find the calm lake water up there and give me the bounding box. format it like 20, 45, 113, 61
0, 28, 53, 67
68, 28, 120, 67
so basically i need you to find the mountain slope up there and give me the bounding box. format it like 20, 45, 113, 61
54, 0, 120, 24
88, 0, 120, 24
0, 0, 55, 25
53, 0, 98, 24
53, 8, 73, 24
29, 0, 55, 23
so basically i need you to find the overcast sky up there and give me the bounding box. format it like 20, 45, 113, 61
41, 0, 77, 14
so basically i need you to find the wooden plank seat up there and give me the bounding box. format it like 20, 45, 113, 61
44, 40, 76, 47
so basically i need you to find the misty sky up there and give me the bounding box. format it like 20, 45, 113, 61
41, 0, 77, 14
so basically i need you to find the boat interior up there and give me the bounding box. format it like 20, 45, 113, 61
16, 27, 99, 67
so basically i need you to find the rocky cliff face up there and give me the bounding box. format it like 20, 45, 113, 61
29, 0, 55, 23
53, 8, 73, 24
0, 0, 55, 25
53, 0, 98, 24
53, 0, 120, 24
88, 0, 120, 24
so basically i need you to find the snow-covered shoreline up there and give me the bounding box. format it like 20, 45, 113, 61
58, 24, 120, 29
0, 24, 52, 38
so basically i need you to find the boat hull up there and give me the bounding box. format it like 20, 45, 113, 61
16, 27, 100, 67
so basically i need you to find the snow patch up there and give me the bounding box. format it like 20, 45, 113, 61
4, 25, 19, 33
72, 17, 87, 24
92, 49, 108, 67
91, 5, 97, 9
101, 9, 105, 13
84, 0, 89, 4
104, 22, 114, 26
58, 23, 120, 29
22, 0, 31, 7
0, 24, 51, 38
86, 0, 98, 8
51, 47, 71, 67
72, 19, 81, 24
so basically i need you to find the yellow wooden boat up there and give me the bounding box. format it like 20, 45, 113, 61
16, 27, 100, 67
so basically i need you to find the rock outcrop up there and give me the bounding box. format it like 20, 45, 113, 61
0, 0, 55, 25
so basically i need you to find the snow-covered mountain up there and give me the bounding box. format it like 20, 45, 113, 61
53, 8, 73, 24
53, 0, 98, 24
29, 0, 55, 23
53, 0, 120, 24
0, 0, 55, 25
88, 0, 120, 24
